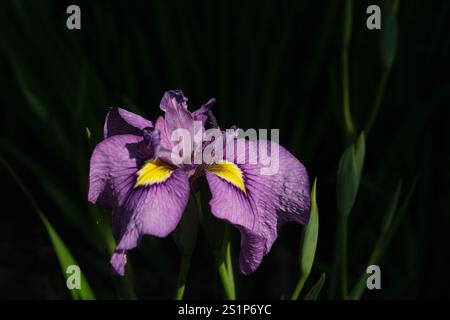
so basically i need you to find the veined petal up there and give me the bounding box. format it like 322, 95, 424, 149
158, 91, 217, 164
160, 90, 194, 138
155, 115, 172, 150
88, 134, 151, 209
111, 168, 190, 275
193, 98, 216, 128
104, 107, 152, 139
110, 251, 127, 276
205, 137, 311, 274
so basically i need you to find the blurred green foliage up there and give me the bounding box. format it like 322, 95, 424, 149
0, 0, 449, 299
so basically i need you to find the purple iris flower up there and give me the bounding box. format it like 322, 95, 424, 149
88, 90, 311, 275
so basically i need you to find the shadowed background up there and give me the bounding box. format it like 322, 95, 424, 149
0, 0, 449, 299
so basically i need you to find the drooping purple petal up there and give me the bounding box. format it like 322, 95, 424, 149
205, 137, 311, 274
110, 251, 127, 276
104, 107, 153, 139
110, 169, 190, 275
88, 134, 151, 209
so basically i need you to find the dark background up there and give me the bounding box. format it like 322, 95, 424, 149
0, 0, 449, 299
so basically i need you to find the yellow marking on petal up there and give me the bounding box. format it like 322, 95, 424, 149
134, 160, 175, 188
207, 161, 246, 193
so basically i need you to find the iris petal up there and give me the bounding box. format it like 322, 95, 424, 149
89, 132, 190, 276
205, 136, 311, 274
159, 90, 194, 140
111, 169, 190, 275
103, 107, 153, 139
88, 134, 150, 209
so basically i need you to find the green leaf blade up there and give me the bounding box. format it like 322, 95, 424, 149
291, 179, 319, 300
40, 213, 96, 300
300, 178, 319, 276
337, 132, 365, 216
304, 273, 326, 300
0, 155, 95, 300
380, 4, 398, 70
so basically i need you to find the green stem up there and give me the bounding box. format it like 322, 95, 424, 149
365, 1, 400, 134
224, 226, 235, 295
175, 254, 192, 300
339, 3, 353, 296
195, 189, 236, 300
365, 66, 389, 134
342, 0, 355, 140
338, 215, 349, 299
216, 226, 236, 300
216, 253, 236, 300
350, 178, 415, 300
291, 273, 308, 300
342, 49, 354, 139
349, 237, 384, 300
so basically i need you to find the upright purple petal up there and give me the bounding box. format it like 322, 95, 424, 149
158, 92, 218, 162
193, 98, 216, 127
205, 137, 311, 274
159, 90, 194, 139
155, 115, 172, 150
104, 107, 153, 138
88, 134, 151, 209
111, 169, 190, 275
